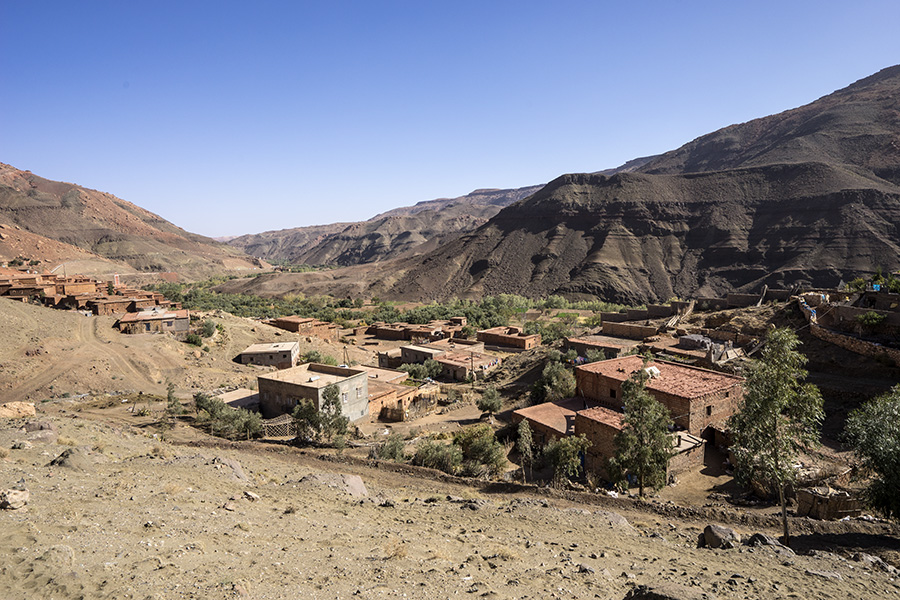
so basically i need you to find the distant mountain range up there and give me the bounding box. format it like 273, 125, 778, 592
218, 65, 900, 303
227, 186, 544, 266
5, 65, 899, 303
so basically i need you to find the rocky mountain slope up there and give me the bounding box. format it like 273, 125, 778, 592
0, 163, 262, 279
228, 185, 543, 265
378, 65, 900, 303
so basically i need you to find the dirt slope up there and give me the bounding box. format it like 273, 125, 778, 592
1, 410, 899, 599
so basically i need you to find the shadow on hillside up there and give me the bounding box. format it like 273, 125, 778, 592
791, 531, 900, 555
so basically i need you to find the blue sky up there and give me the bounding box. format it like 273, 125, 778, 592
2, 2, 898, 237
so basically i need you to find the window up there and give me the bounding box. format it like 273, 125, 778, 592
341, 392, 348, 404
725, 391, 731, 398
356, 387, 362, 399
706, 405, 712, 416
610, 389, 616, 399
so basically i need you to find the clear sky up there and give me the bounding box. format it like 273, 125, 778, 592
2, 1, 898, 237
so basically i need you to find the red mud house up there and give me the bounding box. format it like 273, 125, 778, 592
574, 356, 744, 438
237, 342, 300, 369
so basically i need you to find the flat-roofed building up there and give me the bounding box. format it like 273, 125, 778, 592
477, 326, 541, 350
435, 351, 501, 381
237, 342, 300, 369
268, 316, 340, 341
116, 309, 190, 335
257, 363, 369, 421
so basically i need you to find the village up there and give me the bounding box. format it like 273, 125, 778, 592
3, 263, 899, 517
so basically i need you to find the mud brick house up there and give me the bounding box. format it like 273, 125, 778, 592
563, 336, 635, 359
575, 356, 744, 437
400, 344, 447, 365
268, 316, 340, 341
257, 363, 369, 421
237, 342, 300, 369
116, 308, 190, 334
367, 319, 467, 343
512, 397, 599, 446
367, 380, 417, 421
476, 326, 541, 350
435, 351, 501, 381
573, 405, 704, 479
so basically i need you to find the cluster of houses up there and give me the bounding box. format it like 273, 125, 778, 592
0, 266, 190, 334
514, 355, 745, 480
228, 340, 440, 423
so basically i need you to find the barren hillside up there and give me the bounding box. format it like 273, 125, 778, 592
0, 163, 263, 279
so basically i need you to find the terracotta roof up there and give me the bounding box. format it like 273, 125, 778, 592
576, 405, 624, 430
513, 402, 575, 435
577, 356, 743, 399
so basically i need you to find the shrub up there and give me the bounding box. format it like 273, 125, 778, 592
200, 319, 217, 338
453, 423, 506, 478
193, 392, 261, 440
531, 361, 576, 404
300, 350, 338, 366
372, 433, 406, 461
185, 333, 203, 347
411, 440, 462, 473
476, 386, 502, 415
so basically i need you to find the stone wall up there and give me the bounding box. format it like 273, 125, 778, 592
810, 323, 900, 367
601, 322, 658, 339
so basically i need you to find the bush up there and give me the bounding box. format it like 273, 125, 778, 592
193, 392, 261, 440
531, 361, 576, 404
453, 423, 507, 478
411, 440, 462, 473
372, 433, 406, 461
476, 386, 502, 415
857, 311, 886, 329
200, 320, 217, 338
185, 333, 203, 347
300, 350, 338, 366
543, 434, 591, 487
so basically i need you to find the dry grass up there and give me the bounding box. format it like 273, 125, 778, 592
0, 448, 9, 459
383, 536, 407, 560
57, 436, 78, 446
163, 483, 183, 496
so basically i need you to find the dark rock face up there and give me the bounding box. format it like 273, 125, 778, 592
383, 66, 900, 304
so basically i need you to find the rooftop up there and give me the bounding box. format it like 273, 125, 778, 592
117, 309, 189, 323
577, 356, 743, 399
436, 351, 499, 369
258, 363, 365, 388
358, 365, 409, 383
241, 342, 299, 354
514, 397, 601, 435
576, 405, 624, 430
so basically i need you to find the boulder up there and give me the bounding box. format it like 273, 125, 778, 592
47, 448, 93, 471
24, 421, 56, 433
0, 488, 29, 509
0, 402, 36, 419
298, 473, 368, 497
210, 456, 250, 482
624, 582, 717, 599
702, 524, 740, 549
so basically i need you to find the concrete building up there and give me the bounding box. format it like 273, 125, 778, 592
116, 308, 190, 335
477, 326, 541, 350
237, 342, 300, 369
575, 356, 744, 437
257, 363, 369, 421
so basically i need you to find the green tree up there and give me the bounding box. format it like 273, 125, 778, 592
477, 386, 502, 416
531, 361, 576, 404
292, 382, 349, 445
453, 423, 506, 478
200, 319, 217, 338
516, 419, 534, 482
584, 348, 606, 364
727, 328, 823, 546
543, 434, 591, 488
107, 281, 115, 295
608, 365, 673, 496
165, 381, 183, 416
372, 433, 406, 461
844, 385, 900, 518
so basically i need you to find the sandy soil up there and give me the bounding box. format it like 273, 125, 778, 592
2, 408, 900, 600
0, 299, 377, 403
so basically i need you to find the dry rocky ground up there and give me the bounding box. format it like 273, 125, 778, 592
2, 409, 900, 600
3, 298, 900, 599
